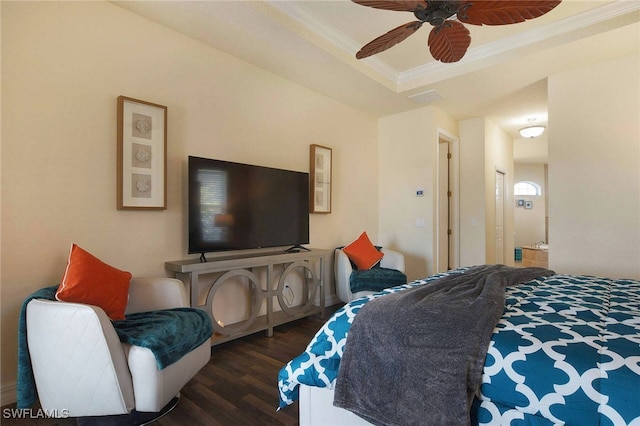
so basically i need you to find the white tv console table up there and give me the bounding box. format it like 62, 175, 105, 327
165, 248, 330, 346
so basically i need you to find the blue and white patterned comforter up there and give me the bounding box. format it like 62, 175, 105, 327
277, 269, 640, 425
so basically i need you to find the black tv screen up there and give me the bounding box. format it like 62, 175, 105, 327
188, 156, 310, 255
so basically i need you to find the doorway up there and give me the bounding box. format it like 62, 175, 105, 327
437, 141, 451, 271
436, 130, 459, 273
495, 170, 506, 264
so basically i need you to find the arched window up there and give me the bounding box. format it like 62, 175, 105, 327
514, 181, 541, 196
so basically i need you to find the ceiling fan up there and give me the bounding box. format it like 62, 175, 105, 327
352, 1, 562, 63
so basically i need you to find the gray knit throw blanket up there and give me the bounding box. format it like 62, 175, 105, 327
333, 264, 555, 426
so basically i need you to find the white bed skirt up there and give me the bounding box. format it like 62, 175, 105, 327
299, 384, 372, 426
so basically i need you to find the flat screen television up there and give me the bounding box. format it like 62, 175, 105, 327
188, 156, 310, 259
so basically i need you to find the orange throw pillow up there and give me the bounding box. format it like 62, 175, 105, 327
342, 232, 384, 270
56, 244, 132, 321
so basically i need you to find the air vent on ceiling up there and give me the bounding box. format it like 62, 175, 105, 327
408, 89, 444, 105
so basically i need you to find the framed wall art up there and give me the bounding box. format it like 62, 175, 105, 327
117, 96, 167, 210
310, 144, 332, 214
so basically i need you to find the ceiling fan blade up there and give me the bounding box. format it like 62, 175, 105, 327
428, 21, 471, 63
457, 1, 562, 26
356, 21, 424, 59
351, 0, 427, 12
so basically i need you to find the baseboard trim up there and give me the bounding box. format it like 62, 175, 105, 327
1, 382, 17, 406
324, 294, 341, 307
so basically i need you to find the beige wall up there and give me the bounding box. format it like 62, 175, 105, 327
459, 117, 515, 266
485, 120, 515, 266
378, 106, 458, 281
1, 1, 379, 402
459, 118, 487, 266
514, 163, 547, 248
2, 0, 638, 409
548, 53, 640, 279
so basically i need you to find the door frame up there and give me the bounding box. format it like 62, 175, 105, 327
495, 168, 507, 264
435, 128, 459, 271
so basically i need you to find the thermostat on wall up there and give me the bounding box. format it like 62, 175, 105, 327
416, 188, 425, 197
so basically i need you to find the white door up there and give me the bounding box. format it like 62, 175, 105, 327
437, 141, 450, 272
495, 171, 505, 264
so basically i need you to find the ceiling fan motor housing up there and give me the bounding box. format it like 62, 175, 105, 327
415, 2, 460, 27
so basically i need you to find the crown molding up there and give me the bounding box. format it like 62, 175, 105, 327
268, 0, 400, 82
399, 0, 640, 88
270, 0, 639, 91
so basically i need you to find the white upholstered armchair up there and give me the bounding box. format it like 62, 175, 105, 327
25, 277, 211, 420
335, 248, 406, 303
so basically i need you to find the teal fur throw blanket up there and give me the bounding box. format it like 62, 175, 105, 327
17, 286, 212, 409
112, 308, 212, 370
17, 286, 58, 409
350, 267, 407, 293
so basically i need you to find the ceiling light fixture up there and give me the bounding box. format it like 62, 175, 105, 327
519, 118, 546, 138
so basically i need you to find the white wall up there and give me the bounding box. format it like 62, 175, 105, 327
548, 53, 639, 279
378, 106, 458, 280
514, 163, 547, 248
1, 1, 379, 401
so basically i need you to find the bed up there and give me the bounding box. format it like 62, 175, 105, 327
278, 265, 640, 425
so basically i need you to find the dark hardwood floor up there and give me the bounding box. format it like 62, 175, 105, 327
2, 305, 341, 426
